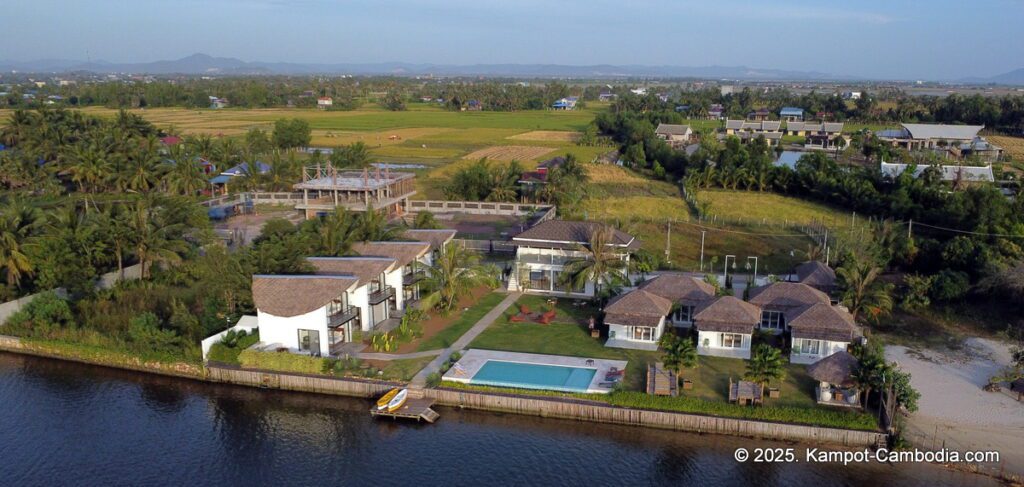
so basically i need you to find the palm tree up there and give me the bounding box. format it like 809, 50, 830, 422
332, 141, 373, 168
94, 205, 135, 279
836, 257, 893, 322
318, 209, 360, 256
660, 331, 698, 380
65, 143, 112, 196
356, 206, 397, 241
745, 344, 786, 398
165, 156, 209, 196
558, 225, 629, 299
419, 242, 498, 312
0, 203, 38, 288
129, 199, 188, 278
411, 211, 442, 229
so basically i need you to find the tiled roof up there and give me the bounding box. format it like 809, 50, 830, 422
806, 350, 859, 387
880, 162, 995, 183
306, 257, 395, 285
512, 220, 637, 249
901, 123, 984, 141
788, 303, 858, 342
252, 275, 357, 317
352, 241, 430, 269
655, 123, 692, 136
795, 261, 836, 290
604, 289, 672, 328
694, 296, 760, 334
638, 274, 716, 306
748, 282, 830, 314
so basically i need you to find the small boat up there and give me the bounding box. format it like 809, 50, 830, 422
386, 388, 408, 412
377, 388, 400, 410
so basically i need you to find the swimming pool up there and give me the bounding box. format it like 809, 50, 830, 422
469, 360, 597, 393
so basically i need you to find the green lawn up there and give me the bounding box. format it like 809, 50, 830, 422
687, 355, 819, 409
379, 355, 438, 381
415, 292, 509, 351
696, 189, 854, 228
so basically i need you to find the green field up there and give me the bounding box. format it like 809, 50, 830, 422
695, 189, 854, 227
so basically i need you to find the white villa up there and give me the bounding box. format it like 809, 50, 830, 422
636, 273, 716, 327
603, 289, 672, 350
747, 280, 860, 364
693, 296, 761, 359
509, 220, 637, 297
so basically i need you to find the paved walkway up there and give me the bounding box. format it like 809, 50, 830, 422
410, 292, 521, 387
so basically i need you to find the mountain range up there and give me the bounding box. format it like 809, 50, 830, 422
1, 53, 1022, 85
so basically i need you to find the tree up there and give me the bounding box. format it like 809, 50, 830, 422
558, 225, 629, 299
744, 344, 785, 397
660, 331, 698, 380
331, 141, 373, 168
129, 198, 188, 278
317, 209, 360, 256
272, 118, 312, 149
412, 211, 442, 229
419, 242, 497, 312
0, 202, 38, 288
381, 90, 406, 111
836, 257, 893, 322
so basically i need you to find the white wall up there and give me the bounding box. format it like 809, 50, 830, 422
385, 267, 404, 311
348, 286, 371, 332
200, 315, 258, 360
606, 318, 666, 344
257, 306, 329, 356
790, 338, 849, 365
697, 331, 752, 359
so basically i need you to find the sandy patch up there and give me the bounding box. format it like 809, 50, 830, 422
887, 338, 1024, 475
508, 130, 581, 142
463, 145, 555, 161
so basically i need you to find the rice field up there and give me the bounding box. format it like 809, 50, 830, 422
507, 130, 580, 142
988, 135, 1024, 162
462, 145, 555, 161
695, 189, 854, 227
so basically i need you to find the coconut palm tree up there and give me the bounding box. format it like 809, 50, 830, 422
558, 225, 629, 299
356, 205, 398, 241
0, 202, 38, 288
836, 257, 893, 322
165, 156, 209, 196
745, 344, 786, 398
317, 209, 360, 256
419, 242, 498, 312
660, 331, 698, 380
129, 199, 188, 278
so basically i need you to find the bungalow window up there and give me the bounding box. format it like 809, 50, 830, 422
297, 329, 320, 354
721, 333, 743, 348
631, 327, 655, 342
672, 305, 694, 323
798, 339, 822, 355
760, 311, 784, 330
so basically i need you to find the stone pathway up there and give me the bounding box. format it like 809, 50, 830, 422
410, 292, 521, 388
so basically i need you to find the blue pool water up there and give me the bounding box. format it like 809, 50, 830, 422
470, 360, 597, 392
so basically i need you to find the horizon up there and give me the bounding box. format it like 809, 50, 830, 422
3, 0, 1023, 81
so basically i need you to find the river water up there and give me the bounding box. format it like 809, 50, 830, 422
0, 352, 997, 486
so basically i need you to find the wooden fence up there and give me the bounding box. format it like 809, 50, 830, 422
425, 388, 885, 447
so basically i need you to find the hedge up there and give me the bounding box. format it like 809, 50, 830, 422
206, 333, 260, 365
238, 349, 329, 375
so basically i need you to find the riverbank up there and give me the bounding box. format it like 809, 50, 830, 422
0, 334, 884, 448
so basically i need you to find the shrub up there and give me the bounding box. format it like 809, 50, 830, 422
4, 291, 74, 335
426, 372, 442, 387
127, 312, 184, 355
930, 269, 970, 301
238, 349, 328, 375
206, 330, 259, 365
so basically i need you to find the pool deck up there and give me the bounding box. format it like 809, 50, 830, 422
443, 349, 628, 394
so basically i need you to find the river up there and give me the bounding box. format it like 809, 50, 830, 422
0, 352, 997, 486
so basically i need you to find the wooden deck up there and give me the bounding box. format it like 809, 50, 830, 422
646, 362, 678, 397
369, 398, 440, 423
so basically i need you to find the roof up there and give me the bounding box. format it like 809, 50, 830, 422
351, 241, 430, 269
806, 350, 859, 387
694, 296, 760, 334
788, 303, 858, 342
795, 261, 837, 290
638, 274, 716, 306
788, 122, 843, 133
655, 123, 692, 136
294, 170, 415, 191
901, 123, 984, 141
306, 257, 395, 285
725, 120, 782, 132
880, 162, 994, 183
252, 274, 358, 317
780, 107, 804, 116
220, 161, 270, 177
401, 229, 456, 250
604, 289, 673, 328
512, 220, 637, 250
748, 282, 830, 312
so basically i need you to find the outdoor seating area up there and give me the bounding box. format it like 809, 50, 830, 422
729, 377, 763, 406
508, 304, 558, 325
807, 350, 863, 408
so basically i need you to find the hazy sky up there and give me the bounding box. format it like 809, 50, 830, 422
3, 0, 1023, 80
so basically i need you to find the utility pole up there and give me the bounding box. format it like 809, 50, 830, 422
665, 220, 672, 264
699, 230, 706, 272
908, 219, 913, 239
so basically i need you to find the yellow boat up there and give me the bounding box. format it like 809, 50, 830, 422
376, 388, 400, 410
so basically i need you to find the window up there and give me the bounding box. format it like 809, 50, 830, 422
673, 305, 694, 323
297, 329, 320, 353
632, 327, 654, 342
798, 339, 822, 355
721, 333, 743, 348
760, 311, 783, 330
327, 294, 349, 315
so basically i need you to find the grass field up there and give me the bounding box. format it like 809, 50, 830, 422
695, 189, 854, 227
988, 135, 1024, 162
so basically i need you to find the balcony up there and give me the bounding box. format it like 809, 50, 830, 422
328, 305, 359, 327
403, 269, 425, 286
517, 253, 572, 266
368, 286, 396, 305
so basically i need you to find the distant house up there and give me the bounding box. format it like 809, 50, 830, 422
787, 122, 846, 149
779, 107, 804, 122
748, 108, 771, 121
598, 90, 616, 101
693, 296, 761, 360
552, 96, 578, 110
209, 96, 228, 109
720, 85, 735, 96
656, 93, 669, 103
465, 99, 482, 111
519, 156, 566, 187
210, 161, 271, 193
880, 161, 995, 184
842, 91, 862, 100
876, 123, 1001, 161
160, 136, 182, 146
958, 137, 1004, 162
722, 120, 783, 147
420, 96, 433, 102
317, 97, 333, 109
630, 88, 647, 96
654, 123, 693, 148
707, 104, 725, 120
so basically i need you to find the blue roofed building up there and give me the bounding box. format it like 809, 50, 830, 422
210, 161, 271, 193
552, 96, 578, 110
780, 107, 804, 121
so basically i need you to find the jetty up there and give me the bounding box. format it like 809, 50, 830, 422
370, 397, 440, 423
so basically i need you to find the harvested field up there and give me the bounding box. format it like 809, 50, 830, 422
988, 135, 1024, 161
507, 130, 581, 142
463, 145, 555, 161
